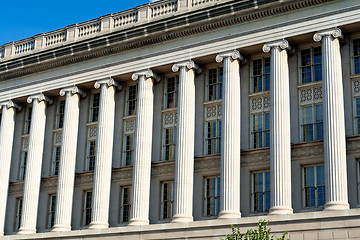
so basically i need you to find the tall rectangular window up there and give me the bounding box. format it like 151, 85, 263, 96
161, 181, 174, 220
86, 141, 96, 171
127, 85, 137, 116
251, 171, 270, 213
353, 38, 360, 75
303, 165, 325, 208
83, 191, 92, 226
204, 176, 220, 217
55, 100, 66, 129
302, 103, 323, 142
251, 57, 270, 93
24, 106, 32, 135
251, 112, 270, 148
19, 151, 27, 180
300, 47, 322, 84
207, 67, 223, 101
205, 120, 221, 155
124, 135, 134, 166
15, 198, 23, 231
123, 119, 135, 166
165, 77, 179, 109
89, 93, 100, 123
120, 187, 131, 223
48, 195, 56, 229
163, 127, 176, 161
51, 146, 61, 175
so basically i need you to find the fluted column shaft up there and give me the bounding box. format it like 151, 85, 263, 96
314, 28, 349, 210
0, 101, 20, 236
89, 79, 118, 229
129, 70, 158, 225
52, 87, 84, 232
263, 40, 293, 215
19, 94, 52, 234
216, 51, 242, 219
172, 61, 199, 223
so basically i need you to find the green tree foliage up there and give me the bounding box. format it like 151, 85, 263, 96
221, 220, 288, 240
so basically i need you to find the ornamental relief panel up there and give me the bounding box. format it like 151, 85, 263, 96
353, 80, 360, 95
88, 125, 97, 140
291, 143, 323, 159
75, 174, 94, 186
112, 169, 133, 181
124, 119, 135, 134
152, 162, 175, 176
250, 95, 269, 114
195, 157, 220, 171
205, 103, 222, 121
53, 130, 62, 146
163, 112, 177, 128
241, 151, 270, 166
40, 177, 58, 190
299, 86, 322, 105
22, 136, 29, 150
8, 182, 24, 194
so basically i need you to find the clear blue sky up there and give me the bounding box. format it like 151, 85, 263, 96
0, 0, 158, 46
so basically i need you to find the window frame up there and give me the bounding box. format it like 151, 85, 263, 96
125, 84, 138, 117
122, 118, 135, 166
55, 99, 66, 129
82, 191, 92, 226
251, 170, 270, 213
164, 75, 179, 110
160, 181, 174, 220
88, 92, 100, 123
203, 176, 221, 217
350, 35, 360, 76
250, 56, 271, 94
302, 164, 325, 209
15, 198, 23, 231
119, 186, 131, 224
85, 140, 96, 171
298, 44, 323, 85
205, 65, 223, 102
23, 105, 32, 135
47, 194, 57, 229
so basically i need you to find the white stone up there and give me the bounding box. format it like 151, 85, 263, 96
314, 28, 349, 210
215, 50, 242, 219
18, 94, 52, 234
263, 40, 293, 215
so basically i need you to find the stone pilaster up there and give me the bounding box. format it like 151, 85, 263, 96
215, 51, 242, 219
0, 101, 21, 236
171, 60, 200, 223
89, 78, 119, 229
263, 40, 293, 215
314, 28, 349, 210
52, 87, 85, 232
129, 70, 159, 226
18, 94, 52, 234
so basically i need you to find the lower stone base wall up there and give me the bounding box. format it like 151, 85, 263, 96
4, 209, 360, 240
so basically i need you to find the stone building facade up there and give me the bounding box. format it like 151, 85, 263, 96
1, 0, 360, 239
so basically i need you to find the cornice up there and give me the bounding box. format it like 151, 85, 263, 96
0, 0, 333, 80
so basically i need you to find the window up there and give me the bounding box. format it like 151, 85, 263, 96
86, 141, 96, 171
161, 181, 174, 220
89, 93, 100, 123
206, 67, 223, 101
19, 150, 27, 180
303, 164, 325, 208
55, 100, 66, 129
163, 127, 176, 161
120, 187, 131, 223
251, 171, 270, 213
353, 38, 360, 75
15, 198, 23, 231
358, 161, 360, 203
251, 57, 270, 93
251, 112, 270, 148
83, 191, 92, 226
204, 176, 220, 217
51, 146, 61, 176
164, 76, 179, 109
24, 106, 32, 135
205, 119, 221, 155
301, 103, 323, 142
126, 85, 137, 116
124, 135, 134, 166
300, 46, 322, 84
48, 195, 56, 229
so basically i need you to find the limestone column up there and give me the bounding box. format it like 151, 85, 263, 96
263, 40, 293, 215
0, 100, 21, 236
89, 78, 119, 229
215, 51, 242, 219
18, 94, 52, 234
129, 70, 159, 225
52, 87, 85, 232
171, 60, 200, 223
314, 28, 349, 210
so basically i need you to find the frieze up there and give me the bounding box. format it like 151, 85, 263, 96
241, 149, 270, 166
112, 168, 133, 181
40, 177, 58, 190
152, 161, 175, 176
75, 173, 94, 186
195, 156, 220, 171
8, 182, 24, 194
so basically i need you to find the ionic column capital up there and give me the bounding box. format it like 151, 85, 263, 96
94, 77, 122, 90
27, 93, 53, 105
172, 60, 201, 74
216, 50, 243, 63
59, 86, 86, 97
0, 100, 22, 111
313, 28, 343, 42
263, 39, 291, 53
132, 69, 160, 82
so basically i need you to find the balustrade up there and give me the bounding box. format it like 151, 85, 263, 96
113, 10, 138, 28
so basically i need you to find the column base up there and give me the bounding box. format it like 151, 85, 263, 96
17, 227, 36, 235
171, 215, 193, 223
324, 202, 350, 210
52, 224, 71, 232
128, 218, 149, 226
218, 210, 241, 219
88, 222, 109, 229
0, 232, 3, 236
269, 206, 293, 215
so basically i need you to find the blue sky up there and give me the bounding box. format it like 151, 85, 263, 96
0, 0, 159, 46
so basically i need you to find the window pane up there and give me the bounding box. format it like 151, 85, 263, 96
316, 165, 325, 186
315, 104, 323, 122
301, 49, 312, 84
305, 187, 316, 207
303, 106, 313, 124
304, 166, 315, 187
314, 47, 322, 82
264, 58, 270, 91
317, 185, 325, 206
